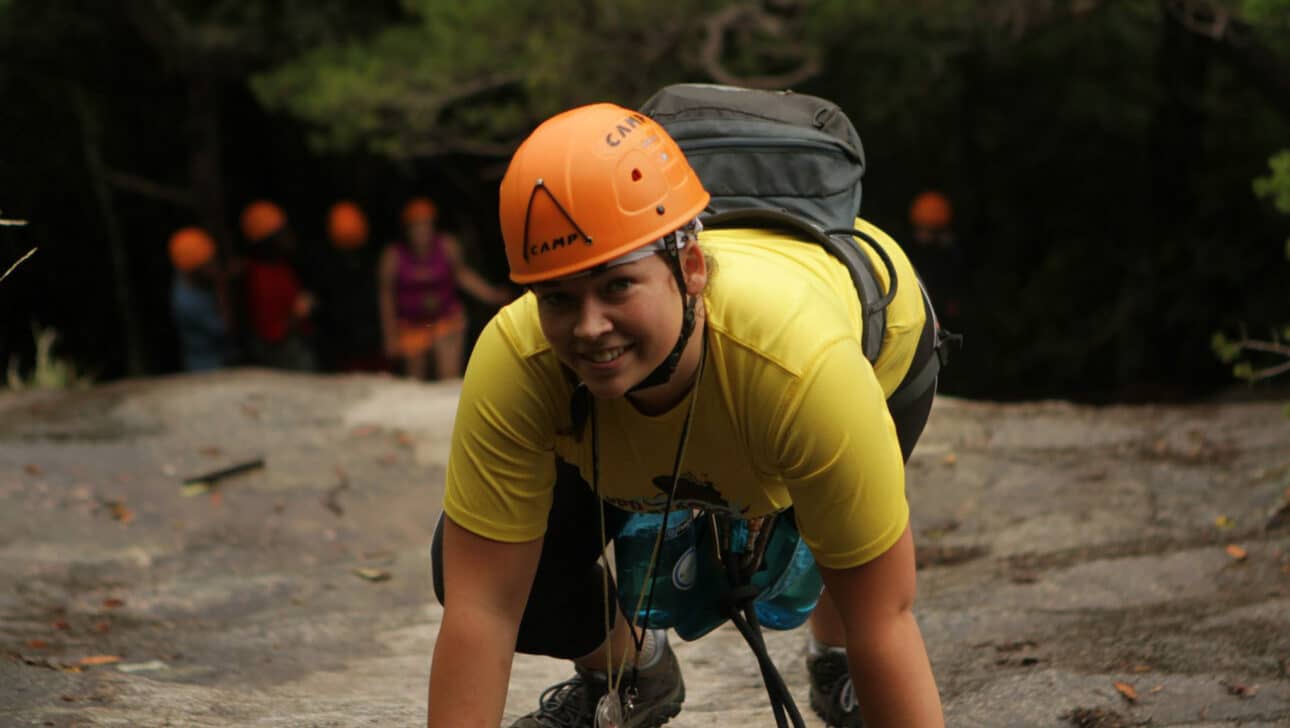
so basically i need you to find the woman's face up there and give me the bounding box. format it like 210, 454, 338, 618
534, 248, 705, 400
407, 219, 434, 247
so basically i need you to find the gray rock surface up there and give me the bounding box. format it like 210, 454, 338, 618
2, 369, 1289, 727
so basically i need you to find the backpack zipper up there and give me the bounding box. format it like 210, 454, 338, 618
678, 136, 851, 157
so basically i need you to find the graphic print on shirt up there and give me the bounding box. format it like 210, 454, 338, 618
601, 472, 751, 516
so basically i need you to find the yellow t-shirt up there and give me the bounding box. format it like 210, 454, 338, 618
443, 219, 924, 570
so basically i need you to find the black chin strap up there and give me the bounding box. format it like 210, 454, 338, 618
628, 232, 696, 393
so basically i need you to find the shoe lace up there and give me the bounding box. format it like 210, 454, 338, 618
812, 652, 858, 715
531, 675, 598, 728
837, 678, 858, 713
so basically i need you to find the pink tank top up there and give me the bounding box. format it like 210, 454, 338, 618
395, 234, 461, 324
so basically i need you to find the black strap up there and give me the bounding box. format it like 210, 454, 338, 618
722, 544, 807, 728
887, 280, 962, 411
702, 208, 894, 363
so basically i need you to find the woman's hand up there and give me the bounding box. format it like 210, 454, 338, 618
427, 517, 542, 727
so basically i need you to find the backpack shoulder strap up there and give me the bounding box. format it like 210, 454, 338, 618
703, 208, 896, 363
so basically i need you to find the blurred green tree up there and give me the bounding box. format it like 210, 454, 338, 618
4, 0, 1288, 398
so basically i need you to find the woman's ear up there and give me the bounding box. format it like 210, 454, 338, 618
681, 242, 708, 296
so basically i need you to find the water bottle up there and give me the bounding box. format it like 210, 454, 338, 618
614, 509, 698, 628
672, 516, 819, 640
616, 511, 824, 638
752, 519, 823, 630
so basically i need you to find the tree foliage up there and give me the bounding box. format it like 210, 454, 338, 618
4, 0, 1290, 399
1254, 149, 1290, 213
251, 0, 1144, 160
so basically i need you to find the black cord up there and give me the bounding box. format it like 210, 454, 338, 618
722, 538, 806, 728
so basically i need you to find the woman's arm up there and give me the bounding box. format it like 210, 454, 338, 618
816, 524, 944, 728
428, 516, 542, 727
442, 235, 513, 306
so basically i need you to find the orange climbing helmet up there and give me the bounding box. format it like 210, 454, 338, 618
240, 200, 287, 242
402, 197, 438, 226
910, 190, 953, 230
168, 227, 216, 272
498, 103, 710, 284
328, 200, 369, 249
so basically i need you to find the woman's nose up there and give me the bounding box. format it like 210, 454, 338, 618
572, 298, 613, 340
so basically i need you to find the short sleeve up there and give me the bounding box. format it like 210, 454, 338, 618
442, 316, 559, 542
770, 339, 908, 569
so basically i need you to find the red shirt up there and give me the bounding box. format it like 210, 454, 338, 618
244, 260, 308, 343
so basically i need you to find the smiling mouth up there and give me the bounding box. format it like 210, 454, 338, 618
581, 344, 631, 364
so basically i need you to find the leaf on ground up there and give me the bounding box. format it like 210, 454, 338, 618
350, 424, 379, 437
51, 619, 69, 630
354, 567, 391, 582
943, 453, 958, 465
117, 659, 168, 673
24, 463, 43, 476
1225, 544, 1248, 561
26, 639, 48, 649
77, 655, 121, 666
101, 598, 124, 609
199, 446, 223, 457
181, 482, 212, 497
1225, 682, 1258, 698
396, 432, 415, 448
1215, 515, 1235, 529
1131, 664, 1151, 673
1113, 681, 1138, 702
108, 502, 133, 524
1148, 684, 1164, 694
93, 621, 111, 633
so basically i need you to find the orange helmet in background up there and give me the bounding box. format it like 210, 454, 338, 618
910, 191, 953, 230
240, 200, 287, 242
168, 227, 216, 272
498, 103, 710, 285
327, 201, 369, 249
402, 197, 438, 226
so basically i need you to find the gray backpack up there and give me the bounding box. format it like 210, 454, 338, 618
640, 83, 897, 364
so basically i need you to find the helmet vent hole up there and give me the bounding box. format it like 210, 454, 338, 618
631, 168, 643, 182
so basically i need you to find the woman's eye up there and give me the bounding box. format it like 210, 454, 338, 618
605, 278, 632, 294
539, 292, 570, 308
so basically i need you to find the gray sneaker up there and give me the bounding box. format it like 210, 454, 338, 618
807, 649, 863, 727
510, 644, 685, 728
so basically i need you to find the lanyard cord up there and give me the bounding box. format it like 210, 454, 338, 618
724, 551, 807, 728
591, 329, 708, 700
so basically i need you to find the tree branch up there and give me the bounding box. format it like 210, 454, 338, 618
104, 169, 194, 208
983, 0, 1111, 43
0, 248, 37, 285
700, 3, 820, 89
1230, 336, 1290, 382
1162, 0, 1290, 119
1234, 338, 1290, 358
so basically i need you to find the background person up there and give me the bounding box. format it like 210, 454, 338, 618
239, 199, 316, 371
313, 200, 385, 372
427, 104, 944, 728
378, 196, 511, 380
906, 190, 964, 326
167, 226, 231, 372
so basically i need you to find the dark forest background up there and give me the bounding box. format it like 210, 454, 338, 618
1, 0, 1287, 402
